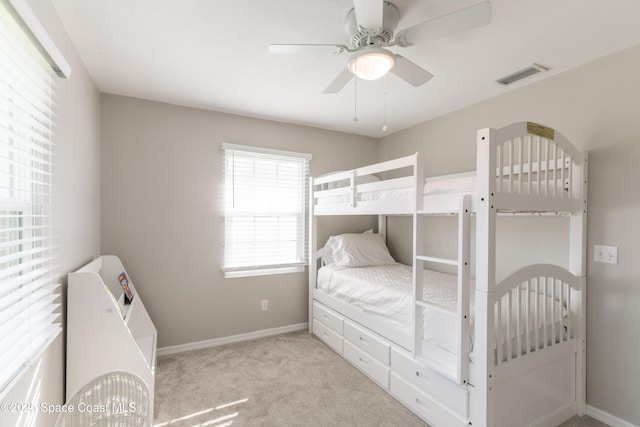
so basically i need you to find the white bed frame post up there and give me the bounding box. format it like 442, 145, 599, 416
570, 153, 588, 416
457, 194, 471, 385
412, 153, 425, 357
308, 176, 317, 333
471, 127, 498, 427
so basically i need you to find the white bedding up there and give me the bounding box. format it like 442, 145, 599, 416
317, 263, 566, 356
316, 172, 565, 205
316, 174, 477, 205
317, 263, 472, 354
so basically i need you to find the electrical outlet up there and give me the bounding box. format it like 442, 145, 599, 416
261, 299, 268, 311
593, 245, 618, 264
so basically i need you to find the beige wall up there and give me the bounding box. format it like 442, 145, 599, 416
100, 94, 378, 349
379, 44, 640, 425
1, 1, 101, 426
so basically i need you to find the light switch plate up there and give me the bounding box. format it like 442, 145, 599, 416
593, 245, 618, 264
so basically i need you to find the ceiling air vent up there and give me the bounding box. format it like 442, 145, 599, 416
496, 64, 548, 86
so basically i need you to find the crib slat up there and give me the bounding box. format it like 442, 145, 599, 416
518, 138, 523, 195
496, 300, 502, 364
568, 155, 573, 199
525, 279, 531, 355
567, 283, 572, 341
507, 291, 512, 362
534, 278, 540, 351
544, 139, 550, 197
543, 276, 548, 349
536, 137, 542, 196
553, 144, 558, 198
516, 284, 522, 358
560, 148, 566, 199
559, 279, 565, 343
527, 136, 533, 195
509, 139, 514, 194
551, 278, 557, 345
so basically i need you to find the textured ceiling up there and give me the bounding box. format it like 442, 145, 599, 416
52, 0, 640, 137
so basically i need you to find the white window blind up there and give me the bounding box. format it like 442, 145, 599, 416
0, 0, 62, 397
223, 143, 311, 277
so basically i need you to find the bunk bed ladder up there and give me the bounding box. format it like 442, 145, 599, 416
413, 194, 471, 385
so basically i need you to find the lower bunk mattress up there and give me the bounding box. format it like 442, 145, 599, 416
316, 263, 566, 357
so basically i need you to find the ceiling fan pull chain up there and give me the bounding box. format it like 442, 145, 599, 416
353, 61, 358, 122
382, 74, 388, 132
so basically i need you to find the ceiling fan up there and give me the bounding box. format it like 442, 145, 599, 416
268, 0, 492, 94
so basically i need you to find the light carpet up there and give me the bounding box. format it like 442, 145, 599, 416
153, 331, 606, 427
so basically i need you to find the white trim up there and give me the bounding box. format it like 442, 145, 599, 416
223, 265, 305, 278
528, 402, 577, 427
157, 323, 309, 356
586, 405, 636, 427
222, 142, 312, 160
3, 0, 71, 78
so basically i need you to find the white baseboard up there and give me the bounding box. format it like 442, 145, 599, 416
531, 402, 577, 427
157, 322, 309, 356
586, 405, 636, 427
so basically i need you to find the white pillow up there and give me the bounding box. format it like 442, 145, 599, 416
323, 231, 395, 267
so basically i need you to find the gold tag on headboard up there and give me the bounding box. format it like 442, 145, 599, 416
527, 122, 555, 140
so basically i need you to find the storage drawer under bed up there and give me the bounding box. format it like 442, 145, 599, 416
312, 301, 344, 335
344, 319, 391, 365
343, 340, 390, 389
391, 347, 468, 417
313, 319, 343, 354
390, 373, 467, 427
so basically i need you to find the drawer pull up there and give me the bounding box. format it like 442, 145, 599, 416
323, 314, 330, 321
416, 371, 432, 386
415, 398, 431, 412
358, 357, 368, 366
322, 331, 329, 338
359, 336, 368, 345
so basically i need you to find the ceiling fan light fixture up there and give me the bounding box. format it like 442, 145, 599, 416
348, 47, 395, 80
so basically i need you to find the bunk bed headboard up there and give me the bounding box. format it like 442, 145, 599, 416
497, 122, 582, 164
477, 122, 585, 212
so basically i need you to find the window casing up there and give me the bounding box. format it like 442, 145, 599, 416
223, 143, 311, 278
0, 0, 66, 398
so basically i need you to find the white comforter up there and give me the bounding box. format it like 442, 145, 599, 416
317, 263, 566, 356
317, 263, 472, 353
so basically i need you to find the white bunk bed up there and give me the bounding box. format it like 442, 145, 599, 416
308, 122, 587, 427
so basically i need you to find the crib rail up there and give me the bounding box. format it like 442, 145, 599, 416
492, 264, 578, 366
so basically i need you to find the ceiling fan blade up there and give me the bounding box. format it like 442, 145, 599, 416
268, 44, 349, 55
399, 1, 492, 44
353, 0, 383, 29
391, 55, 433, 87
323, 68, 354, 94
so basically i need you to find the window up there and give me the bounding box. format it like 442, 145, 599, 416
0, 0, 69, 397
223, 143, 311, 278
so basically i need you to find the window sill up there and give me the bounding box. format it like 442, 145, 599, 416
223, 265, 305, 279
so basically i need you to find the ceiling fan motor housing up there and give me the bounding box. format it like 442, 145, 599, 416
345, 1, 399, 49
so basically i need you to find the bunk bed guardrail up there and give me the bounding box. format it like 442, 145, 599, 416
312, 122, 584, 215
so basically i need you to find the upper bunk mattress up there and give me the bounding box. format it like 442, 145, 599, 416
316, 174, 477, 205
315, 171, 571, 210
